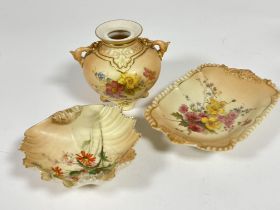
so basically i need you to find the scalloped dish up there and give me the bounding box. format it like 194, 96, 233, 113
145, 64, 279, 151
20, 105, 140, 187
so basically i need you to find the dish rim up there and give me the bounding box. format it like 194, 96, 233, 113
145, 63, 280, 151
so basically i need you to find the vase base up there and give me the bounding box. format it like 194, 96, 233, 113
100, 95, 110, 102
116, 101, 136, 111
100, 95, 136, 111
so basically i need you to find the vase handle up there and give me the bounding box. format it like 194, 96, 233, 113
70, 42, 98, 67
152, 40, 170, 60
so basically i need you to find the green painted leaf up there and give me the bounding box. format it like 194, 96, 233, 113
89, 168, 102, 175
171, 112, 183, 120
69, 170, 82, 176
89, 163, 115, 174
179, 120, 189, 127
88, 169, 97, 174
99, 150, 109, 162
77, 160, 92, 169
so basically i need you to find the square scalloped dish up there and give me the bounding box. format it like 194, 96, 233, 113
145, 64, 279, 151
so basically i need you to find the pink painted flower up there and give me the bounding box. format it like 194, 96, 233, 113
218, 111, 239, 128
62, 152, 74, 165
179, 104, 189, 113
143, 68, 156, 80
228, 111, 238, 119
184, 112, 202, 122
106, 81, 124, 97
188, 123, 204, 132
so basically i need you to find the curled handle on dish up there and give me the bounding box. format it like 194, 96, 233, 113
152, 40, 170, 60
70, 42, 98, 67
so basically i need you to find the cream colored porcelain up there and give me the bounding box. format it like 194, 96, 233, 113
20, 105, 140, 187
145, 64, 279, 151
71, 19, 169, 110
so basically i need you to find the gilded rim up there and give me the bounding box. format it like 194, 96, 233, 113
95, 19, 143, 45
144, 64, 280, 151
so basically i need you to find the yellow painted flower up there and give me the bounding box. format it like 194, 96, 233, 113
206, 98, 226, 115
118, 73, 140, 90
201, 116, 221, 131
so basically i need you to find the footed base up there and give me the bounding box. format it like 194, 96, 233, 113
100, 95, 110, 102
100, 95, 137, 111
115, 101, 136, 111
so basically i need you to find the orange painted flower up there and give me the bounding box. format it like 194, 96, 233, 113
52, 166, 63, 176
76, 151, 96, 166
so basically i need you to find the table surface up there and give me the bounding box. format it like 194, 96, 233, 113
0, 0, 280, 209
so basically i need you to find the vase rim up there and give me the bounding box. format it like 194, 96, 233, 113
95, 19, 143, 44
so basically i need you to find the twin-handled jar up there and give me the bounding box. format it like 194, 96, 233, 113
71, 19, 169, 110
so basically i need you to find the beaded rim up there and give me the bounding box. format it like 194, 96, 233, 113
145, 64, 280, 151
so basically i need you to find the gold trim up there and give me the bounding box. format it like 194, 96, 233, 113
145, 64, 280, 151
92, 38, 169, 73
70, 42, 100, 67
94, 38, 150, 73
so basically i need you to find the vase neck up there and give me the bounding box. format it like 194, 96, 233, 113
95, 19, 142, 45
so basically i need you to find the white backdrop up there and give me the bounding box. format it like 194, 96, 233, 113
0, 0, 280, 210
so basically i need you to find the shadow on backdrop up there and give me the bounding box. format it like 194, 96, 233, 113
47, 62, 100, 104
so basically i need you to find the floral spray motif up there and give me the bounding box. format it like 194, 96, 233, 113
171, 78, 254, 134
95, 67, 156, 98
51, 123, 115, 183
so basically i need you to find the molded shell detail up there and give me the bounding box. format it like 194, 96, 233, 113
20, 105, 140, 187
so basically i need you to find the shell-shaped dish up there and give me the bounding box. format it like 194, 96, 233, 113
20, 105, 140, 187
145, 64, 279, 151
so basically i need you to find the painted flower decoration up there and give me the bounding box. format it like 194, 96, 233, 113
179, 104, 188, 113
52, 166, 63, 176
206, 98, 226, 115
171, 79, 253, 134
106, 81, 124, 97
48, 138, 115, 185
62, 152, 74, 165
76, 151, 96, 166
118, 73, 140, 90
188, 124, 204, 132
143, 67, 156, 81
218, 111, 239, 128
201, 116, 221, 131
95, 72, 105, 80
94, 68, 156, 98
184, 112, 202, 122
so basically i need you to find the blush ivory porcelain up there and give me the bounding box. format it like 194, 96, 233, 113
71, 19, 169, 110
145, 64, 280, 151
20, 105, 140, 187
